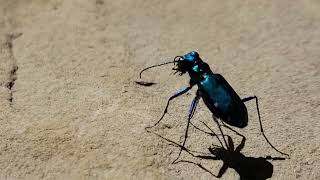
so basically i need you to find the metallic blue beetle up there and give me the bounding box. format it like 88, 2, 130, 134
179, 51, 248, 128
139, 51, 288, 160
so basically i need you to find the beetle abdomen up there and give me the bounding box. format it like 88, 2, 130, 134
199, 74, 248, 128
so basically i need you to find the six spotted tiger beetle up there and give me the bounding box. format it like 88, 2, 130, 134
139, 51, 289, 162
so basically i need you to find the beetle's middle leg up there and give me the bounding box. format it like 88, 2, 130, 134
242, 96, 289, 156
212, 116, 229, 150
173, 89, 201, 163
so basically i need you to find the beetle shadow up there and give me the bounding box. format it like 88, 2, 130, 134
135, 80, 156, 86
151, 124, 286, 180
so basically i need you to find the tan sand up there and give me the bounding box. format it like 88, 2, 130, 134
0, 0, 319, 179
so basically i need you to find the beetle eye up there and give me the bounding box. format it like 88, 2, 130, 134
174, 56, 184, 65
192, 51, 199, 58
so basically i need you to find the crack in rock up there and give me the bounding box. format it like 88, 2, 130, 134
3, 33, 22, 104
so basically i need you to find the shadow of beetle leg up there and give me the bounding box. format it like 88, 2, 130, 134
176, 160, 219, 178
199, 120, 226, 149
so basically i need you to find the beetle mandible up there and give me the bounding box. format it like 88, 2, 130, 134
139, 51, 289, 161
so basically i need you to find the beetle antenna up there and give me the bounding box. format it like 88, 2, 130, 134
139, 61, 175, 78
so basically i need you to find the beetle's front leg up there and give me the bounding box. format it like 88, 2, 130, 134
145, 84, 194, 130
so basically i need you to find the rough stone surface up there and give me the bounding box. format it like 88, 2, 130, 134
0, 0, 319, 179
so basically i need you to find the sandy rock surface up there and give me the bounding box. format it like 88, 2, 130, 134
0, 0, 319, 179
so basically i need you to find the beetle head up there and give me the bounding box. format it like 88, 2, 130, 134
139, 51, 202, 79
173, 51, 200, 75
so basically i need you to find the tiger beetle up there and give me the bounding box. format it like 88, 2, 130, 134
139, 51, 289, 162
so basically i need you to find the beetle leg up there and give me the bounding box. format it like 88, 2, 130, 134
189, 90, 200, 119
242, 96, 289, 157
212, 116, 229, 150
173, 90, 201, 163
145, 86, 193, 130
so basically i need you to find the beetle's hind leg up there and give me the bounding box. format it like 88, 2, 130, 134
242, 96, 289, 157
